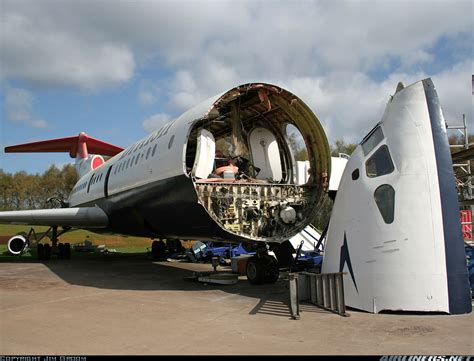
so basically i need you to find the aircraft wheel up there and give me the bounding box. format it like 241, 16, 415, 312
263, 257, 280, 284
64, 243, 71, 259
246, 257, 265, 285
58, 243, 64, 259
151, 240, 159, 259
43, 244, 51, 260
37, 243, 44, 260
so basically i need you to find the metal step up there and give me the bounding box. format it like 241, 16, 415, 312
288, 271, 349, 319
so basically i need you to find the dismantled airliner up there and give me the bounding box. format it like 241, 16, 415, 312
1, 80, 471, 314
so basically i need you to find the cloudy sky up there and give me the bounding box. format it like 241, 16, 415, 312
0, 0, 472, 174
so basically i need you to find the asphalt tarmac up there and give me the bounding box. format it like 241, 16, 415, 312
0, 256, 472, 355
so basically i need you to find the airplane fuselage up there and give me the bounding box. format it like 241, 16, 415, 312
68, 83, 331, 243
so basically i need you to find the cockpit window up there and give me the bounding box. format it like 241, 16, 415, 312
374, 184, 395, 224
361, 126, 384, 156
365, 145, 394, 178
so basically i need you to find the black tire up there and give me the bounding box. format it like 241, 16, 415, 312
151, 240, 159, 260
151, 240, 166, 260
246, 257, 265, 285
37, 243, 44, 260
58, 243, 64, 259
64, 243, 71, 260
263, 257, 280, 284
43, 243, 51, 260
176, 240, 185, 253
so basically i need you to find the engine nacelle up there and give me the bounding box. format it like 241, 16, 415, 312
8, 234, 29, 255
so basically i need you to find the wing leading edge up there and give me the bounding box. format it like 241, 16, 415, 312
0, 206, 108, 228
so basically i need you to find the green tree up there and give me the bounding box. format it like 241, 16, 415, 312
0, 170, 13, 211
0, 164, 78, 210
330, 140, 357, 157
313, 139, 357, 230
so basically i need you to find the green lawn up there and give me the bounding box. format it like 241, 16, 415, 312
0, 244, 150, 262
0, 224, 196, 261
0, 224, 153, 248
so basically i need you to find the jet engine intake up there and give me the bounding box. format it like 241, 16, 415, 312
7, 234, 29, 255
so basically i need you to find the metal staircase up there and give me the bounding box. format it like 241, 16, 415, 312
448, 114, 474, 245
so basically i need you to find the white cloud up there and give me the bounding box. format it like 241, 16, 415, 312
1, 11, 135, 91
4, 88, 48, 128
432, 60, 472, 126
0, 0, 471, 141
138, 91, 155, 106
138, 81, 161, 106
279, 61, 472, 143
142, 113, 171, 133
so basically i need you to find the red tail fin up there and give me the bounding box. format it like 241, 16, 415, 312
4, 132, 124, 159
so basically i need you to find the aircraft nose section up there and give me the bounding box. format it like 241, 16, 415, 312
322, 78, 472, 314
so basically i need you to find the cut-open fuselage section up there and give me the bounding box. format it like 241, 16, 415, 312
185, 83, 330, 242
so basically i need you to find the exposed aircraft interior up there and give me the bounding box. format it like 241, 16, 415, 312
184, 84, 330, 241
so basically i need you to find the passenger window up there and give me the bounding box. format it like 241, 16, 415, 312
374, 184, 395, 224
365, 145, 394, 178
361, 126, 384, 156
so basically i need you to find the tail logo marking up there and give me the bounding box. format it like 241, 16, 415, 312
339, 231, 359, 293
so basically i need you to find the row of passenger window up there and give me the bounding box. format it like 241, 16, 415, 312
72, 171, 104, 195
72, 181, 88, 194
119, 121, 173, 161
113, 143, 158, 175
90, 172, 104, 186
113, 120, 175, 177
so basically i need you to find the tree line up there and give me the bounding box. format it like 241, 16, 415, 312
0, 164, 78, 211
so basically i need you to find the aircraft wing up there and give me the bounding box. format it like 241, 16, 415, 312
0, 206, 108, 228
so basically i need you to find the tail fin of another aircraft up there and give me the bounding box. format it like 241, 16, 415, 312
4, 132, 124, 177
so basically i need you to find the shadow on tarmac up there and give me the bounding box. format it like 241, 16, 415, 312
8, 253, 329, 318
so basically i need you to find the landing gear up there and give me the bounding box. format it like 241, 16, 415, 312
264, 256, 280, 284
246, 253, 280, 285
33, 226, 71, 261
43, 243, 51, 260
37, 243, 44, 260
64, 243, 71, 259
150, 240, 166, 260
57, 242, 71, 260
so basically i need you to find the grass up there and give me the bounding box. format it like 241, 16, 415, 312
0, 244, 152, 262
0, 224, 155, 248
0, 224, 196, 262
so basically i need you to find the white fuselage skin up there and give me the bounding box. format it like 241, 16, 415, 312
68, 89, 224, 209
66, 84, 331, 243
